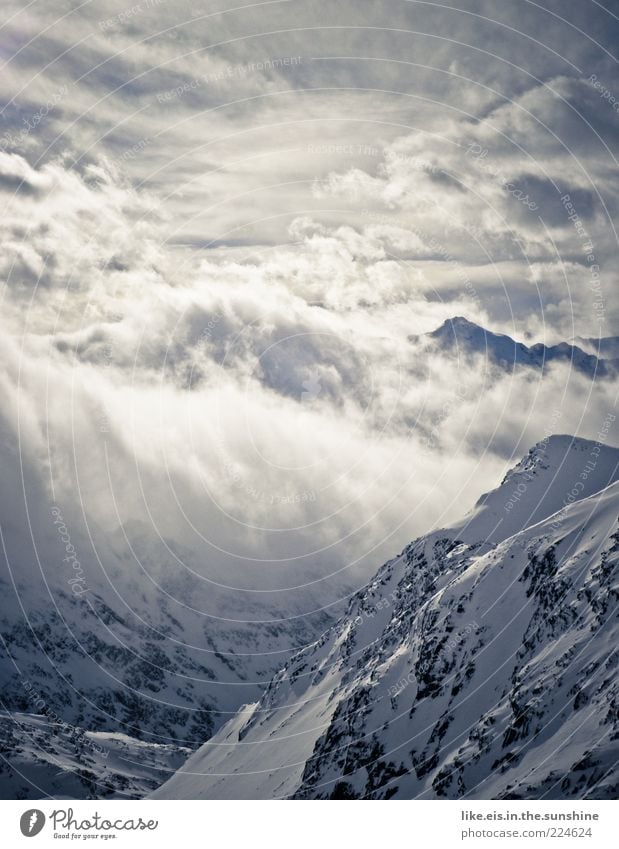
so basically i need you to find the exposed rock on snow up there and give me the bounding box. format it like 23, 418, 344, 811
153, 436, 619, 799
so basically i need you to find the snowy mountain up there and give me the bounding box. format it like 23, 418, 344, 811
417, 317, 617, 378
0, 406, 332, 797
0, 711, 190, 799
153, 435, 619, 800
0, 504, 330, 747
573, 334, 619, 361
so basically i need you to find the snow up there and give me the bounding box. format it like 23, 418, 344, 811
0, 711, 190, 799
153, 436, 619, 799
450, 434, 619, 546
423, 317, 616, 377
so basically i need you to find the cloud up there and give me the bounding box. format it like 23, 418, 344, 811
0, 0, 617, 638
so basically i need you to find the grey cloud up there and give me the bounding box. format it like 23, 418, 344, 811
0, 0, 617, 684
0, 172, 42, 195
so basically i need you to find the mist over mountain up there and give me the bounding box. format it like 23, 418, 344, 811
419, 317, 618, 378
1, 0, 618, 806
573, 335, 619, 362
154, 436, 619, 800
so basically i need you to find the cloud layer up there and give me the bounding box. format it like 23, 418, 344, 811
0, 0, 617, 649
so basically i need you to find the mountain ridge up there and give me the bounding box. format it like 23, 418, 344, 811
153, 435, 619, 800
415, 317, 618, 378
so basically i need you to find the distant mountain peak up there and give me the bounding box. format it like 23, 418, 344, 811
501, 434, 596, 482
442, 315, 476, 326
421, 317, 615, 378
430, 315, 487, 336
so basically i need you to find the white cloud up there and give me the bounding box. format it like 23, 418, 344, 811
1, 0, 617, 630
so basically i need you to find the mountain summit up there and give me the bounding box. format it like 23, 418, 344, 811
153, 435, 619, 800
419, 317, 616, 378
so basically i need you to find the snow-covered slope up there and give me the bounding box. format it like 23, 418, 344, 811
419, 317, 617, 377
450, 435, 619, 546
0, 500, 329, 749
0, 711, 189, 799
0, 403, 332, 797
153, 435, 619, 799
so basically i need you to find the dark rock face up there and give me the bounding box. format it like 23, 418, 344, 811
153, 437, 619, 801
422, 317, 615, 378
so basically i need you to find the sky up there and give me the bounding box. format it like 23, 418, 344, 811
0, 0, 618, 629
